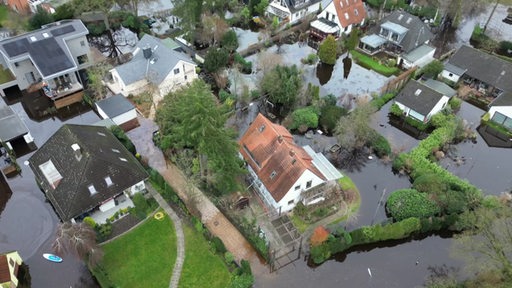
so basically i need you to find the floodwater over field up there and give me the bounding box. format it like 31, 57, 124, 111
0, 94, 100, 287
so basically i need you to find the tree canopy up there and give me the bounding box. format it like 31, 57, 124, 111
261, 65, 302, 113
204, 48, 230, 73
386, 189, 441, 221
155, 79, 244, 194
318, 35, 337, 65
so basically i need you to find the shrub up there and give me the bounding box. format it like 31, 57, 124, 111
293, 202, 308, 217
386, 189, 441, 221
372, 92, 396, 110
211, 236, 227, 254
301, 53, 318, 65
449, 97, 462, 111
389, 103, 403, 117
83, 216, 97, 228
110, 125, 136, 155
219, 90, 234, 103
318, 35, 337, 65
204, 48, 229, 73
369, 133, 391, 157
96, 223, 113, 241
319, 105, 347, 134
239, 259, 252, 276
229, 274, 254, 288
224, 252, 235, 263
234, 53, 252, 74
310, 226, 330, 246
131, 193, 150, 219
288, 107, 319, 131
221, 30, 239, 52
419, 60, 443, 79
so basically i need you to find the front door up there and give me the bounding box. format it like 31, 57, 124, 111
25, 72, 36, 84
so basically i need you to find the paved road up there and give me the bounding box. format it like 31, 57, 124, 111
127, 116, 259, 264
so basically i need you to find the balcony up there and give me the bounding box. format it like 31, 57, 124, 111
42, 81, 83, 100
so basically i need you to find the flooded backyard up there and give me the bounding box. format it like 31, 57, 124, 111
0, 95, 100, 287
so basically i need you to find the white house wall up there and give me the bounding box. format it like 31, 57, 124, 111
10, 59, 40, 90
127, 180, 146, 196
276, 169, 325, 213
440, 69, 461, 83
65, 36, 92, 69
157, 60, 197, 100
400, 49, 435, 69
489, 106, 512, 119
428, 95, 449, 120
395, 101, 426, 121
319, 1, 361, 35
112, 110, 137, 126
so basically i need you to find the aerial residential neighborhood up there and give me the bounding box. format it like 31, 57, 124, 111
0, 0, 512, 287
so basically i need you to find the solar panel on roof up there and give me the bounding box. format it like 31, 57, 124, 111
50, 25, 75, 37
3, 38, 29, 57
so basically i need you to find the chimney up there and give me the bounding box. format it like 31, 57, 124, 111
143, 45, 152, 59
71, 143, 82, 161
277, 135, 283, 143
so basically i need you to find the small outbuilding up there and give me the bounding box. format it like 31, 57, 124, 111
95, 94, 138, 131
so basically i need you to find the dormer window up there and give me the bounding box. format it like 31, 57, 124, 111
88, 184, 97, 195
259, 124, 265, 132
354, 9, 359, 16
270, 171, 277, 179
345, 12, 349, 20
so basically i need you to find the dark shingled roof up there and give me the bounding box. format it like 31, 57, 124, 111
370, 10, 433, 53
28, 124, 148, 221
491, 91, 512, 107
0, 100, 29, 142
447, 45, 512, 92
395, 80, 446, 115
95, 94, 135, 118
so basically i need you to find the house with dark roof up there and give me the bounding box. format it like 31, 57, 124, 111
107, 34, 197, 103
310, 0, 366, 41
95, 94, 138, 131
488, 92, 512, 130
0, 99, 33, 151
0, 20, 92, 109
441, 45, 512, 98
394, 79, 456, 123
28, 124, 148, 223
239, 114, 342, 213
358, 10, 435, 68
0, 250, 22, 288
267, 0, 322, 25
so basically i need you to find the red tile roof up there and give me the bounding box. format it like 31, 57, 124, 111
239, 114, 325, 202
334, 0, 366, 29
0, 255, 10, 283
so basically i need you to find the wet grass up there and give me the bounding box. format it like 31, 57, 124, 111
350, 50, 400, 77
0, 67, 14, 84
95, 213, 176, 288
0, 6, 7, 24
180, 225, 232, 288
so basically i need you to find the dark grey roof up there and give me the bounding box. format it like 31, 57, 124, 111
28, 124, 148, 221
95, 94, 135, 118
113, 34, 195, 86
0, 100, 28, 142
371, 10, 433, 53
285, 0, 322, 13
395, 80, 445, 115
491, 91, 512, 107
447, 45, 512, 92
0, 20, 88, 78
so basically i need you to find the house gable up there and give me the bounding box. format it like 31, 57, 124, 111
395, 80, 450, 120
239, 114, 326, 203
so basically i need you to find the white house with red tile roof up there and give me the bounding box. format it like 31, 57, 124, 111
239, 114, 342, 213
310, 0, 366, 40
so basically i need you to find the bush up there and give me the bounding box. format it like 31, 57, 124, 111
229, 274, 254, 288
301, 53, 318, 65
110, 126, 137, 155
204, 48, 230, 73
211, 236, 227, 254
371, 92, 396, 110
389, 103, 403, 117
96, 223, 113, 241
233, 53, 252, 74
386, 189, 441, 221
83, 216, 97, 228
131, 193, 151, 219
369, 133, 391, 157
288, 107, 319, 131
221, 30, 239, 52
319, 105, 347, 134
219, 90, 235, 103
449, 97, 462, 111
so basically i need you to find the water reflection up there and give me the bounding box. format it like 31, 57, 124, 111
0, 172, 12, 216
342, 55, 352, 79
315, 62, 334, 85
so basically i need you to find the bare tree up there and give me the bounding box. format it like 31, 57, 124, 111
198, 13, 229, 46
53, 222, 103, 267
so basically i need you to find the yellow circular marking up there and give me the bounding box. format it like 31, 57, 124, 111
154, 212, 165, 220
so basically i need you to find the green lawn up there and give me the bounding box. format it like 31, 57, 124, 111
95, 214, 176, 288
179, 225, 232, 288
0, 68, 14, 84
0, 5, 8, 24
350, 50, 400, 77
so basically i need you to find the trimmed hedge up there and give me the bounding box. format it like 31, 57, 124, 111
386, 189, 441, 221
371, 92, 396, 110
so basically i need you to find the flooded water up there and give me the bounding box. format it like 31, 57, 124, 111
315, 62, 334, 85
0, 94, 100, 287
440, 102, 512, 195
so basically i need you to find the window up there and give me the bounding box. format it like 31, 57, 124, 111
345, 12, 349, 20
14, 62, 18, 67
354, 9, 359, 16
270, 171, 277, 179
77, 54, 89, 65
306, 180, 312, 189
80, 40, 85, 47
105, 176, 113, 187
331, 14, 335, 22
294, 185, 300, 191
380, 28, 389, 37
258, 124, 265, 132
448, 73, 453, 77
174, 68, 180, 75
88, 184, 97, 195
288, 200, 294, 205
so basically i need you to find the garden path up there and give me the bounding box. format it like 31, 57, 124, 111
127, 116, 261, 265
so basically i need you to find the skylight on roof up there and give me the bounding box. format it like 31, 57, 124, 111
88, 184, 97, 195
105, 176, 113, 187
270, 170, 277, 179
39, 159, 62, 189
97, 132, 106, 136
112, 148, 120, 153
42, 32, 50, 38
119, 157, 127, 162
414, 89, 422, 96
30, 36, 37, 42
